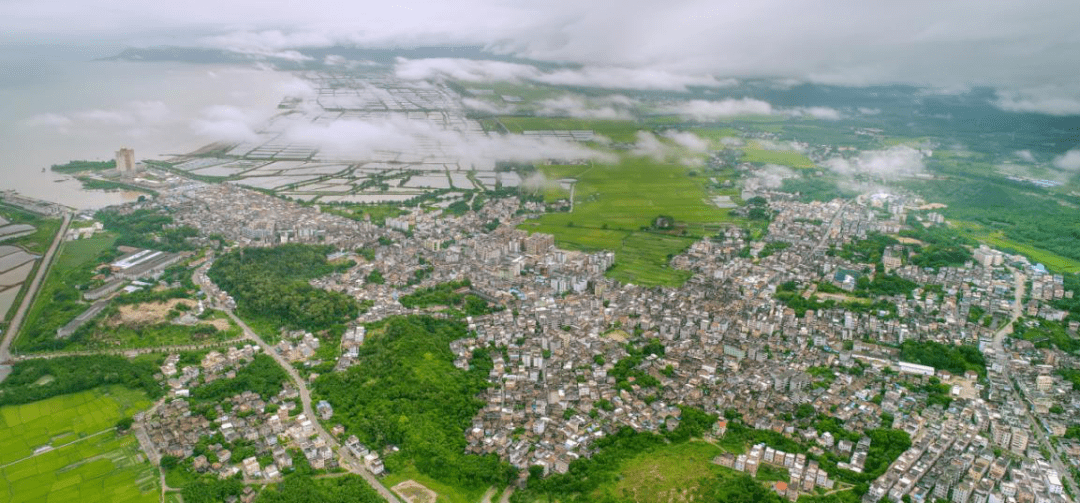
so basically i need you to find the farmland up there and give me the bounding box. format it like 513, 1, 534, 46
0, 386, 158, 503
740, 140, 817, 169
520, 156, 733, 287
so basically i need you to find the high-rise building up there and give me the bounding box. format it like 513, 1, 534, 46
115, 148, 135, 173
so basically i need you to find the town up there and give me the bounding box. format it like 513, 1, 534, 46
82, 171, 1079, 503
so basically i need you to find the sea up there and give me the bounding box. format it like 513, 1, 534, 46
0, 43, 293, 209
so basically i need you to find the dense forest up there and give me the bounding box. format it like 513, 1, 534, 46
396, 279, 498, 316
313, 315, 516, 489
208, 244, 359, 333
0, 355, 162, 405
899, 340, 986, 376
255, 474, 384, 503
96, 208, 199, 252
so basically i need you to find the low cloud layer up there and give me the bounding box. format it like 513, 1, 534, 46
824, 146, 930, 179
662, 98, 775, 120
280, 116, 615, 164
536, 95, 635, 120
6, 1, 1080, 114
395, 58, 728, 92
1053, 150, 1080, 171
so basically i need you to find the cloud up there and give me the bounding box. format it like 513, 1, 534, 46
461, 98, 517, 115
532, 67, 730, 92
663, 98, 774, 121
189, 105, 264, 142
535, 95, 635, 120
661, 131, 709, 152
785, 106, 842, 120
396, 58, 541, 83
26, 113, 73, 129
630, 131, 706, 165
994, 88, 1080, 116
1053, 150, 1080, 171
394, 58, 726, 92
1015, 150, 1036, 163
280, 115, 615, 165
824, 146, 929, 179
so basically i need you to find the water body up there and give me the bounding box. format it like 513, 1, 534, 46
0, 44, 295, 209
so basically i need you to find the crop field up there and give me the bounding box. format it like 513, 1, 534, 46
0, 386, 150, 465
0, 386, 157, 503
0, 431, 157, 503
520, 157, 732, 287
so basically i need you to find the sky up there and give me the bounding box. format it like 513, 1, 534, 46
3, 0, 1080, 116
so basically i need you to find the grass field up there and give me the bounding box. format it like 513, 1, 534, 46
741, 141, 817, 169
54, 235, 117, 272
951, 221, 1080, 273
591, 440, 736, 502
0, 386, 150, 465
520, 157, 732, 287
0, 386, 157, 503
382, 463, 491, 503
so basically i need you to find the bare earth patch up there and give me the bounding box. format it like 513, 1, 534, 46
114, 299, 196, 326
392, 480, 438, 503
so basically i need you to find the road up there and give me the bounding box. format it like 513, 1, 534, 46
223, 310, 401, 503
10, 338, 249, 361
0, 211, 71, 364
991, 268, 1078, 492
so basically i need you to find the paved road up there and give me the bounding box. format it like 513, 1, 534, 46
0, 212, 71, 364
991, 269, 1078, 492
224, 310, 401, 503
11, 338, 248, 361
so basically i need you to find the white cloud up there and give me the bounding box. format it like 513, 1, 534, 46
189, 105, 264, 142
785, 106, 842, 120
395, 58, 540, 83
535, 95, 635, 120
1015, 150, 1036, 163
280, 116, 615, 165
661, 131, 709, 152
1053, 150, 1080, 171
664, 98, 774, 121
533, 67, 729, 92
824, 146, 929, 179
461, 98, 517, 115
994, 89, 1080, 116
394, 58, 726, 92
26, 113, 73, 129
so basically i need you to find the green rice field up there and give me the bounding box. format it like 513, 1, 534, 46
0, 386, 157, 502
0, 386, 150, 465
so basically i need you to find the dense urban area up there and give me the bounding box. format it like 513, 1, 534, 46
2, 63, 1080, 503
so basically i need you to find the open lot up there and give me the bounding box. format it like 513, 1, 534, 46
592, 441, 736, 502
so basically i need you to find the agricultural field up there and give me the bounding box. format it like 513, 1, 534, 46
0, 386, 150, 465
0, 430, 158, 503
0, 386, 157, 503
520, 156, 733, 287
